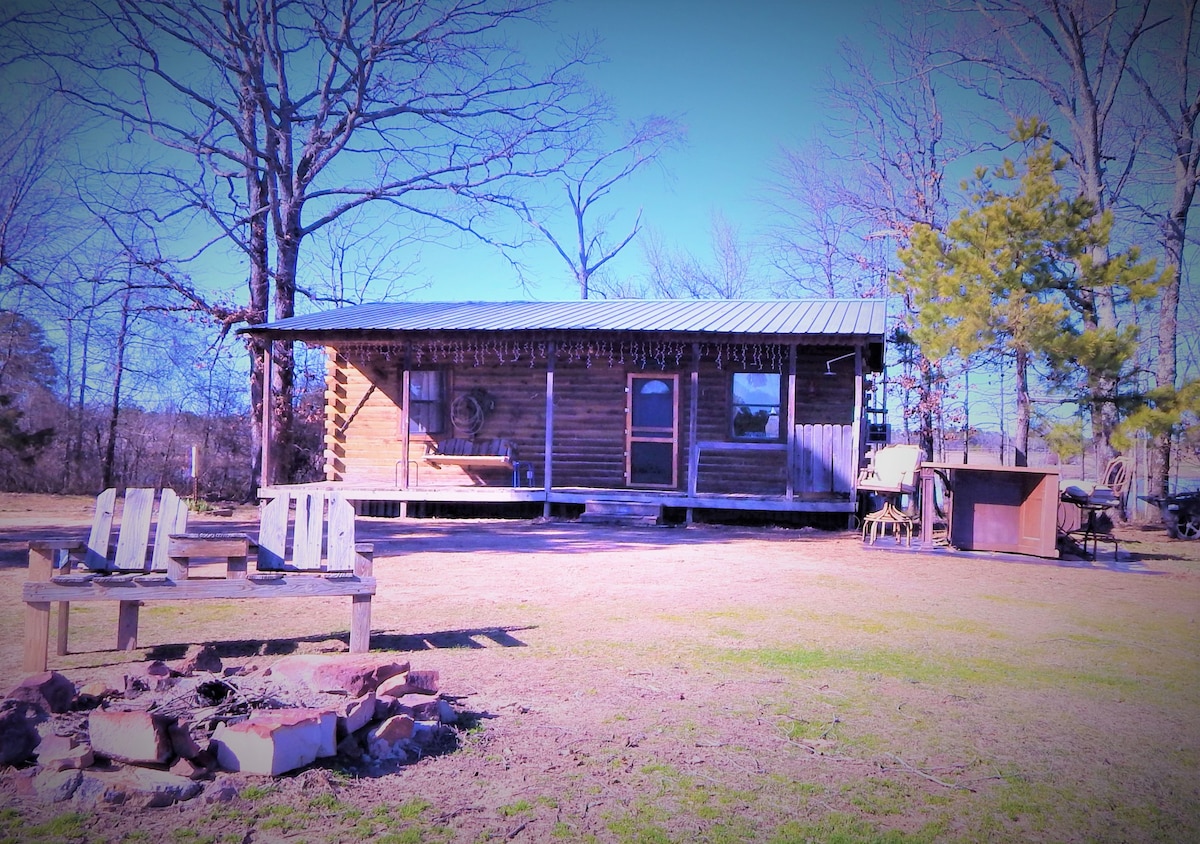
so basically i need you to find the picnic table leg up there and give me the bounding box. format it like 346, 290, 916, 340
57, 600, 71, 656
24, 545, 55, 672
24, 602, 51, 673
117, 601, 141, 651
350, 595, 371, 653
349, 543, 374, 654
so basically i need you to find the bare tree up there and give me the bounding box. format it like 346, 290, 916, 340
1125, 0, 1200, 496
640, 213, 763, 300
517, 115, 685, 299
761, 142, 890, 298
8, 0, 601, 485
809, 14, 976, 458
0, 96, 75, 292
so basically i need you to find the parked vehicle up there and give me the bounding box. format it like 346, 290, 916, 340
1140, 490, 1200, 540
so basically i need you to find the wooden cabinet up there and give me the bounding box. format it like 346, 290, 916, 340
920, 463, 1060, 558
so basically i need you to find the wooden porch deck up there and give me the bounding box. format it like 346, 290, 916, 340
261, 482, 856, 515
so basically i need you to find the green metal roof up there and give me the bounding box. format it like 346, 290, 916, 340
244, 299, 888, 339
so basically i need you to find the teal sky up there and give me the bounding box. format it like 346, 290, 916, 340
406, 0, 889, 301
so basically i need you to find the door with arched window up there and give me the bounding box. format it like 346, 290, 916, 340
626, 374, 679, 488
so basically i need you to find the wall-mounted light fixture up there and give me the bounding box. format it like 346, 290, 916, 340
824, 352, 855, 377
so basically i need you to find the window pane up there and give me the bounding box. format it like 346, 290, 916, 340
731, 373, 780, 439
630, 441, 674, 485
632, 378, 674, 428
409, 370, 441, 401
409, 370, 444, 434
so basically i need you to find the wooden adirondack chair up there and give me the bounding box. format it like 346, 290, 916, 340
161, 490, 374, 650
247, 491, 376, 652
23, 488, 189, 671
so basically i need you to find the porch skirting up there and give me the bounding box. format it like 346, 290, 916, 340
260, 483, 856, 515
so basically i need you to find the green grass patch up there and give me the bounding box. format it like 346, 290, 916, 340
712, 643, 1142, 696
26, 812, 88, 842
769, 812, 942, 844
497, 799, 533, 818
394, 797, 433, 820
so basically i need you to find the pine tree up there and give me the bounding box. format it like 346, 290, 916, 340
893, 122, 1161, 466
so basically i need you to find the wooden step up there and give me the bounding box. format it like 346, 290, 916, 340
578, 500, 663, 526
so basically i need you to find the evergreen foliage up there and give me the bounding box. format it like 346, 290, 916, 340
893, 121, 1163, 465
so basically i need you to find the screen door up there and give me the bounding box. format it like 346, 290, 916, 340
626, 374, 679, 488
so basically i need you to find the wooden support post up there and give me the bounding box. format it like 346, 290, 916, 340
56, 604, 69, 657
349, 542, 374, 653
543, 342, 555, 520
919, 467, 936, 548
687, 343, 700, 499
850, 347, 865, 529
786, 344, 797, 501
261, 342, 273, 491
23, 544, 54, 673
116, 601, 141, 651
24, 602, 51, 673
400, 346, 412, 489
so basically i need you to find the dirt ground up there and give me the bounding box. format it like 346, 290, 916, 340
1, 492, 1198, 843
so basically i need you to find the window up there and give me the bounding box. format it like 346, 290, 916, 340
731, 372, 782, 440
408, 370, 445, 434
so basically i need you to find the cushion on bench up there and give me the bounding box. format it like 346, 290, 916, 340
426, 438, 514, 461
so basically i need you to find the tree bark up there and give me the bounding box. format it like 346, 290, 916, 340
1014, 349, 1031, 467
101, 287, 132, 489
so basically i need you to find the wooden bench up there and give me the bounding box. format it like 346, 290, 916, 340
423, 438, 526, 485
23, 491, 374, 672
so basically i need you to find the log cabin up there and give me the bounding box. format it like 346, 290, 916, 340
242, 299, 888, 524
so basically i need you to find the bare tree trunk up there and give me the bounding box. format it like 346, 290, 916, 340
1014, 349, 1031, 467
69, 303, 96, 492
271, 220, 301, 483
1137, 0, 1199, 498
101, 286, 131, 489
1153, 202, 1188, 496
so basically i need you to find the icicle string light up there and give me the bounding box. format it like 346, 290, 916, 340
317, 340, 788, 372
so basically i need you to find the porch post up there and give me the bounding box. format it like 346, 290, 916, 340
786, 344, 797, 501
399, 344, 412, 518
850, 346, 865, 529
686, 342, 700, 523
542, 341, 555, 519
400, 345, 412, 490
260, 341, 273, 492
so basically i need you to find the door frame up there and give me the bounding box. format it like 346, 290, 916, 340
625, 373, 680, 488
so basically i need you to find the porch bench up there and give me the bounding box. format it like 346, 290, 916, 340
423, 438, 528, 485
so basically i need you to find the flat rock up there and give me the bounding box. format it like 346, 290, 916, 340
74, 766, 203, 809
376, 669, 439, 697
89, 709, 173, 765
38, 740, 94, 772
265, 655, 409, 696
7, 671, 75, 714
32, 768, 83, 803
212, 708, 336, 776
0, 700, 46, 766
337, 693, 376, 737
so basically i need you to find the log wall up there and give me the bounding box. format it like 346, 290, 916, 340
322, 339, 866, 496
